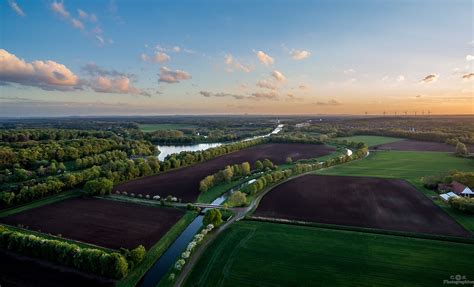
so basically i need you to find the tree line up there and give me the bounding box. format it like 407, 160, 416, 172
0, 225, 145, 279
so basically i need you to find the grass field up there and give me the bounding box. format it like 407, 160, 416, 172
318, 151, 473, 181
138, 123, 197, 132
335, 135, 404, 147
317, 151, 474, 232
184, 221, 474, 287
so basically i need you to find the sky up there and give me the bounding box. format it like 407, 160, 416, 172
0, 0, 473, 116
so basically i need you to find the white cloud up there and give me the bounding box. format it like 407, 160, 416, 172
173, 46, 181, 53
396, 75, 405, 82
343, 68, 355, 75
8, 0, 25, 17
256, 51, 274, 66
77, 9, 97, 22
154, 52, 170, 63
140, 53, 149, 62
271, 70, 286, 82
466, 55, 474, 61
0, 49, 78, 90
51, 1, 70, 18
290, 49, 311, 60
224, 54, 252, 73
256, 79, 277, 90
91, 76, 149, 97
71, 18, 84, 30
159, 67, 191, 83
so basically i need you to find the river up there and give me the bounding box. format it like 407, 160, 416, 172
156, 124, 284, 161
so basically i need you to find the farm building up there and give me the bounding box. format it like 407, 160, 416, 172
439, 192, 460, 202
438, 181, 474, 198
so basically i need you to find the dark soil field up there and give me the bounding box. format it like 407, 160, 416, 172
0, 197, 184, 250
372, 139, 473, 152
254, 174, 471, 237
115, 143, 335, 202
0, 250, 114, 287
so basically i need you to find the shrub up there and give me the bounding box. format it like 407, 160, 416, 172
84, 178, 113, 196
449, 197, 474, 214
203, 209, 223, 227
129, 245, 146, 267
227, 191, 247, 207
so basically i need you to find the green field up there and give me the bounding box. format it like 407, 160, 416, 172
184, 221, 474, 287
138, 123, 197, 132
335, 135, 404, 147
318, 151, 473, 181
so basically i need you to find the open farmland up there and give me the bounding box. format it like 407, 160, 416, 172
254, 175, 470, 237
0, 197, 185, 250
114, 143, 335, 202
335, 135, 404, 147
184, 221, 474, 287
372, 139, 471, 152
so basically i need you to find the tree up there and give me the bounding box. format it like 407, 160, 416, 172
58, 162, 66, 172
455, 142, 468, 156
262, 159, 274, 170
241, 162, 251, 176
254, 160, 263, 171
203, 208, 222, 227
84, 178, 113, 196
227, 191, 247, 207
286, 156, 293, 164
222, 166, 234, 182
129, 245, 146, 267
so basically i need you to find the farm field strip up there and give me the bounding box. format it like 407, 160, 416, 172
114, 143, 336, 202
0, 197, 185, 250
253, 174, 470, 237
335, 135, 404, 147
184, 221, 474, 287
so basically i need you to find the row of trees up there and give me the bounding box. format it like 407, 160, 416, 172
199, 162, 252, 192
241, 145, 368, 196
0, 225, 146, 279
422, 171, 474, 191
0, 129, 116, 143
74, 150, 128, 169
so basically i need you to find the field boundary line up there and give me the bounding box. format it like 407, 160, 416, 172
245, 217, 474, 245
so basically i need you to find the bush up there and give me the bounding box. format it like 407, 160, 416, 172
227, 191, 247, 207
203, 209, 223, 227
449, 197, 474, 214
84, 178, 113, 196
129, 245, 146, 267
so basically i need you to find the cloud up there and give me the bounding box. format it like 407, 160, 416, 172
466, 55, 474, 61
51, 1, 70, 18
71, 18, 84, 30
153, 52, 170, 63
290, 49, 311, 60
256, 79, 277, 90
224, 54, 253, 73
8, 0, 25, 17
462, 73, 474, 80
77, 9, 97, 22
90, 76, 150, 97
159, 67, 191, 83
140, 53, 149, 62
420, 74, 439, 83
256, 51, 274, 66
250, 91, 278, 100
285, 94, 303, 102
315, 99, 342, 106
0, 49, 79, 90
299, 84, 310, 90
343, 68, 355, 75
200, 91, 245, 100
396, 75, 405, 82
271, 70, 286, 82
